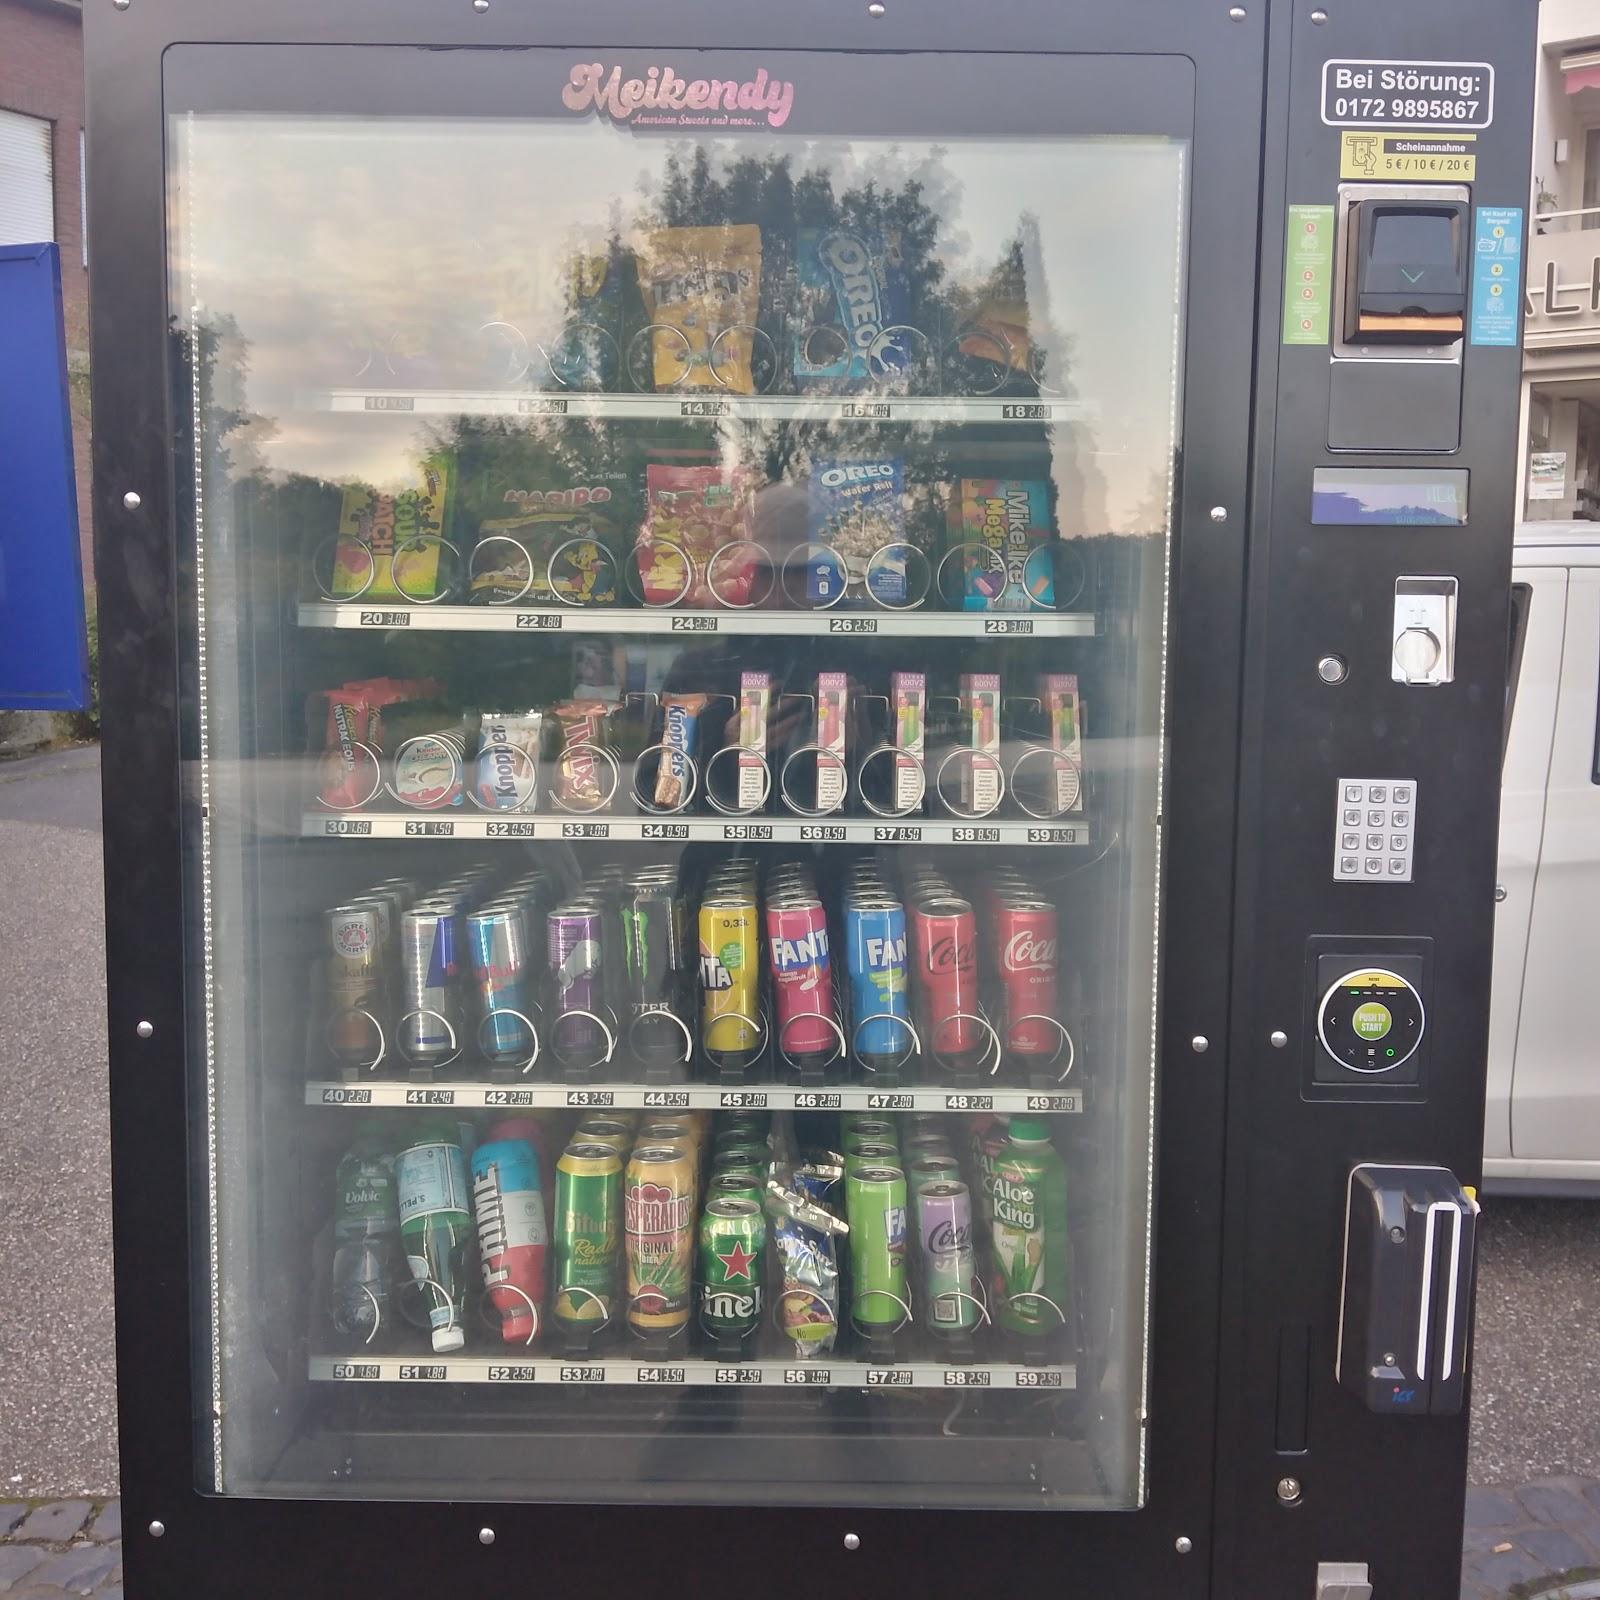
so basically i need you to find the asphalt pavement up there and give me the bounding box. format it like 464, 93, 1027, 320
0, 743, 1592, 1513
0, 746, 117, 1499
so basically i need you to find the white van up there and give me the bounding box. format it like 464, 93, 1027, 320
1486, 522, 1600, 1192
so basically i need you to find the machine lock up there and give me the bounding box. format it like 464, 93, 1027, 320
1336, 1165, 1478, 1416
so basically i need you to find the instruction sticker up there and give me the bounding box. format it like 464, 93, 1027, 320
1340, 131, 1475, 182
1282, 204, 1335, 346
1469, 207, 1522, 347
1321, 59, 1494, 130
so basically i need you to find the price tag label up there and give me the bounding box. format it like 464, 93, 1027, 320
829, 617, 877, 634
866, 1368, 913, 1386
680, 398, 730, 417
716, 1367, 763, 1384
944, 1093, 994, 1112
872, 826, 921, 843
642, 823, 690, 840
323, 819, 372, 836
485, 1089, 536, 1107
562, 822, 610, 839
405, 1089, 455, 1106
952, 827, 1000, 843
1014, 1369, 1064, 1387
794, 1092, 842, 1110
319, 1087, 372, 1105
720, 1090, 769, 1109
942, 1369, 991, 1387
560, 1365, 606, 1383
1027, 826, 1082, 844
671, 614, 718, 632
518, 397, 569, 414
515, 613, 563, 631
404, 820, 455, 837
722, 824, 773, 841
487, 821, 537, 838
984, 617, 1034, 635
643, 1090, 690, 1108
866, 1093, 913, 1110
842, 401, 892, 419
784, 1367, 832, 1385
1001, 403, 1052, 422
359, 610, 411, 627
800, 825, 847, 842
487, 1365, 538, 1382
637, 1366, 686, 1384
566, 1090, 615, 1107
1026, 1094, 1082, 1113
331, 1363, 381, 1380
364, 395, 414, 411
399, 1364, 447, 1381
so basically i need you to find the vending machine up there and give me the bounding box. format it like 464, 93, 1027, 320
85, 1, 1534, 1595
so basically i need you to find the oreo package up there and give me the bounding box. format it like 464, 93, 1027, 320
793, 227, 914, 388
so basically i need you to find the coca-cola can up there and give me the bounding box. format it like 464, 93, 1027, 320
997, 899, 1059, 1055
917, 1179, 979, 1333
910, 897, 979, 1056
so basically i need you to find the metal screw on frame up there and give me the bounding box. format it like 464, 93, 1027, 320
123, 490, 142, 510
1227, 5, 1247, 18
1277, 1476, 1303, 1504
1191, 1035, 1210, 1053
844, 1533, 861, 1551
1176, 1535, 1194, 1554
113, 0, 130, 9
148, 1521, 165, 1538
1270, 1030, 1289, 1049
1317, 654, 1348, 685
472, 0, 489, 10
1209, 505, 1228, 523
1494, 884, 1508, 903
867, 2, 886, 13
1310, 8, 1329, 21
479, 1528, 495, 1546
137, 1020, 154, 1039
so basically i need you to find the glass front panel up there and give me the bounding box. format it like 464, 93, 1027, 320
168, 44, 1189, 1510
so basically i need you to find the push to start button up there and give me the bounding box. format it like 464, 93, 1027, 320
1318, 968, 1424, 1073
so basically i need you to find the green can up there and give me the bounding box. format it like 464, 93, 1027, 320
715, 1113, 769, 1144
707, 1170, 764, 1210
712, 1141, 769, 1173
902, 1132, 953, 1162
845, 1164, 909, 1329
906, 1153, 964, 1194
699, 1197, 766, 1345
842, 1118, 898, 1147
554, 1141, 622, 1328
844, 1141, 900, 1177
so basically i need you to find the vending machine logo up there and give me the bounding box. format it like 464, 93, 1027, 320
562, 62, 796, 129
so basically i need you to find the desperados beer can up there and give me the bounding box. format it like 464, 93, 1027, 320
698, 1196, 766, 1344
845, 1164, 909, 1329
625, 1143, 695, 1338
554, 1141, 622, 1330
990, 1117, 1069, 1340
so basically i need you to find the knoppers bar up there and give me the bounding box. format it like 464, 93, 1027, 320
563, 62, 796, 128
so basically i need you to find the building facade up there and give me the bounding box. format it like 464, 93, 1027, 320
0, 0, 90, 581
1521, 0, 1600, 519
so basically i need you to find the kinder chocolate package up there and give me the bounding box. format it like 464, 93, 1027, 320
471, 477, 625, 607
948, 478, 1055, 612
635, 464, 759, 608
807, 458, 909, 605
636, 224, 762, 393
330, 454, 455, 602
793, 227, 913, 387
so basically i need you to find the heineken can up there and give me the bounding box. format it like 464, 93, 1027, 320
707, 1170, 764, 1210
698, 1196, 766, 1345
845, 1165, 909, 1329
917, 1180, 979, 1334
553, 1142, 621, 1331
625, 1143, 695, 1338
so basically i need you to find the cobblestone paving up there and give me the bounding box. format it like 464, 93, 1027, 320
3, 1482, 1599, 1597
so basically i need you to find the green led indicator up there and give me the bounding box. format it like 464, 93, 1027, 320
1386, 1048, 1395, 1057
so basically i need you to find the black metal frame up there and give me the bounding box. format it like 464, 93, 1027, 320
81, 0, 1537, 1594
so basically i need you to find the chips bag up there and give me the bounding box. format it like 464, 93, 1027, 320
330, 454, 455, 602
636, 464, 759, 608
637, 224, 762, 392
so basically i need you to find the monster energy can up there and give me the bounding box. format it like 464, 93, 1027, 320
698, 1196, 766, 1345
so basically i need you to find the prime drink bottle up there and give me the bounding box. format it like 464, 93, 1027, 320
471, 1138, 547, 1344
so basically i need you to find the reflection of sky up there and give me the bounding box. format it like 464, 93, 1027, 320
173, 117, 1185, 532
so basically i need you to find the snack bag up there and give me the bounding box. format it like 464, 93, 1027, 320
808, 458, 907, 605
654, 693, 708, 810
331, 454, 455, 602
636, 464, 758, 608
949, 478, 1055, 612
471, 479, 623, 607
637, 224, 762, 392
475, 712, 544, 812
551, 699, 614, 809
793, 227, 913, 387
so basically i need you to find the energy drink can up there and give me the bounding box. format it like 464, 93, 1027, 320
400, 905, 461, 1062
467, 907, 534, 1060
548, 906, 604, 1055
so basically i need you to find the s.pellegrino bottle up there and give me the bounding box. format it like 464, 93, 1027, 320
331, 1133, 400, 1350
396, 1118, 473, 1354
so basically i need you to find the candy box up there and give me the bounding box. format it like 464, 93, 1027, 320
947, 478, 1055, 613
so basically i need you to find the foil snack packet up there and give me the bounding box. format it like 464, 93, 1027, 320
655, 692, 708, 810
552, 698, 613, 809
637, 224, 763, 393
331, 454, 455, 602
475, 711, 544, 812
471, 479, 623, 607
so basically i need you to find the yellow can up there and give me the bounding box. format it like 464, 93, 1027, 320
699, 897, 759, 1055
624, 1142, 696, 1337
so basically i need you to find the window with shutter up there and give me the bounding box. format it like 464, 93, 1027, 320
0, 108, 55, 247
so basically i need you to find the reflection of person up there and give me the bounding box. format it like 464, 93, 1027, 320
750, 478, 808, 610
